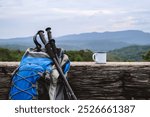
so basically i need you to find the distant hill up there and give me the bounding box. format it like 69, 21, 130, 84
1, 30, 150, 51
0, 36, 33, 50
108, 45, 150, 61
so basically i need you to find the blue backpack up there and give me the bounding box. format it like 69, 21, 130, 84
9, 48, 70, 100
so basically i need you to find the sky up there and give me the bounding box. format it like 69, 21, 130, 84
0, 0, 150, 39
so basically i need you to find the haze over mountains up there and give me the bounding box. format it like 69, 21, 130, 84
0, 30, 150, 51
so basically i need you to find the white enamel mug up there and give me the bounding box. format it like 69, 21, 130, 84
92, 52, 107, 64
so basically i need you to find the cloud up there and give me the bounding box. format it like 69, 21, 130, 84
48, 8, 114, 16
0, 0, 150, 38
0, 5, 114, 17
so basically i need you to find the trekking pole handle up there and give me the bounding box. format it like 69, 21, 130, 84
45, 27, 56, 51
50, 39, 57, 54
45, 27, 59, 63
45, 27, 52, 41
37, 30, 55, 58
33, 34, 42, 49
37, 30, 47, 45
50, 39, 60, 63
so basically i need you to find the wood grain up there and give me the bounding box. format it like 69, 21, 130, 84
1, 62, 150, 100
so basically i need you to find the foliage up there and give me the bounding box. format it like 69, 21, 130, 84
107, 45, 150, 62
1, 45, 150, 62
0, 48, 93, 62
65, 50, 93, 61
0, 48, 24, 61
143, 51, 150, 61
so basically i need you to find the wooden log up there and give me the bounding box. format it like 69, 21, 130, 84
0, 65, 16, 100
0, 62, 150, 100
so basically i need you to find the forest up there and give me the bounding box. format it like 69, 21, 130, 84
0, 46, 150, 62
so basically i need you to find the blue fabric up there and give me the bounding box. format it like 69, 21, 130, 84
20, 54, 53, 72
63, 61, 70, 74
10, 64, 44, 100
9, 50, 70, 100
9, 53, 53, 100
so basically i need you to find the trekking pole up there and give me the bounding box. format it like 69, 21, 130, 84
37, 30, 77, 100
33, 34, 42, 51
46, 27, 74, 99
45, 27, 52, 40
45, 27, 60, 63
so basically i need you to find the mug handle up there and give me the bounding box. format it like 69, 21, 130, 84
92, 53, 96, 61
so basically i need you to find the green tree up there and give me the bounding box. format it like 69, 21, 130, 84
65, 49, 93, 61
0, 48, 24, 61
143, 50, 150, 61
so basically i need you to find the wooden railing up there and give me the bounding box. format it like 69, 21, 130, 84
1, 62, 150, 100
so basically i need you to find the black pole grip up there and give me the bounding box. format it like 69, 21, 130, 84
33, 34, 42, 50
37, 30, 47, 45
45, 27, 52, 41
45, 43, 55, 58
50, 39, 57, 54
50, 39, 60, 63
37, 30, 55, 58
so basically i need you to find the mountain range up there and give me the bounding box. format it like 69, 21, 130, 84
0, 30, 150, 51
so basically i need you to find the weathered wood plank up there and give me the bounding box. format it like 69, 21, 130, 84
1, 62, 150, 100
